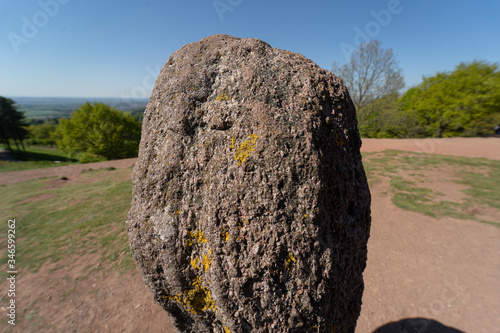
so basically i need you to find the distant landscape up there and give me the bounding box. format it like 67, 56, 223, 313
12, 96, 148, 121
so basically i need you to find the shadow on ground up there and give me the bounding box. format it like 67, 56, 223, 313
373, 318, 465, 333
10, 149, 77, 162
0, 148, 18, 161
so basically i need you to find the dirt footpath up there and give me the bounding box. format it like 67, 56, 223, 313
0, 158, 137, 185
361, 137, 500, 160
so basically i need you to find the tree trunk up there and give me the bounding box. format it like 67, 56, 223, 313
436, 117, 450, 138
436, 127, 444, 138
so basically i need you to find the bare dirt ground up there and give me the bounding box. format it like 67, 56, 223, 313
361, 137, 500, 160
0, 158, 137, 186
1, 138, 499, 332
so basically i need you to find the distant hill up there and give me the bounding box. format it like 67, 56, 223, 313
11, 96, 148, 120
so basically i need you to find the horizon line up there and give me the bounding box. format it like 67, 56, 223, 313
6, 95, 150, 100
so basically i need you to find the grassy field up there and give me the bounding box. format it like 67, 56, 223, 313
363, 150, 500, 227
0, 145, 105, 172
21, 108, 62, 119
0, 150, 498, 282
0, 167, 135, 278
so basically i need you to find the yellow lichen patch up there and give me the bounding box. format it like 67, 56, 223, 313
335, 133, 344, 147
164, 276, 217, 314
186, 230, 208, 246
303, 214, 308, 219
221, 228, 231, 243
234, 134, 258, 166
285, 252, 296, 271
224, 327, 231, 333
216, 93, 229, 101
201, 254, 211, 272
163, 293, 183, 302
191, 257, 201, 270
230, 136, 235, 149
177, 210, 181, 215
184, 276, 217, 314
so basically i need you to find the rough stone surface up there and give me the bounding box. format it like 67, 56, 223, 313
127, 34, 371, 333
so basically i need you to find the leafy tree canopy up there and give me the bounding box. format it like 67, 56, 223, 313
400, 60, 500, 137
0, 96, 28, 152
54, 102, 141, 160
27, 121, 58, 146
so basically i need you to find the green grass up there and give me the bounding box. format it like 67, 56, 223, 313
363, 150, 500, 226
0, 167, 135, 274
0, 145, 105, 172
460, 165, 500, 210
390, 176, 436, 197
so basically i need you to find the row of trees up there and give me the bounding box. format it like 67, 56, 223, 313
0, 100, 141, 161
332, 40, 500, 138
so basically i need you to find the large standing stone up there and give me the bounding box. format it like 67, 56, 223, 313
128, 34, 371, 333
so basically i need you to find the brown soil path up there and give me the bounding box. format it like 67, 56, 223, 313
361, 137, 500, 160
0, 158, 137, 185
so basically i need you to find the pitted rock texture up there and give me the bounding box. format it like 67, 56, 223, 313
128, 34, 371, 333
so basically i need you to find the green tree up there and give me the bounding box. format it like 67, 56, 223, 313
130, 107, 145, 123
356, 93, 404, 138
400, 61, 500, 137
26, 119, 58, 146
0, 96, 28, 152
55, 102, 142, 160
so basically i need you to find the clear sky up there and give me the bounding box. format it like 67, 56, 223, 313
1, 0, 499, 98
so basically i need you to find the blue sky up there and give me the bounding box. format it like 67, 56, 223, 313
1, 0, 499, 98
